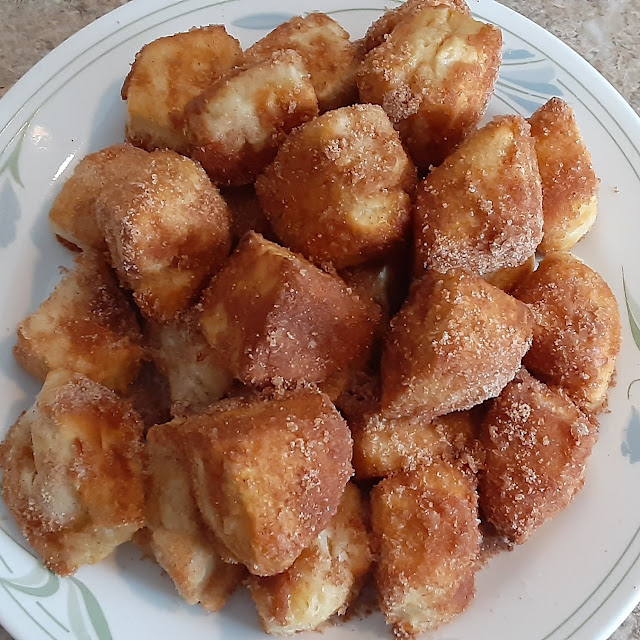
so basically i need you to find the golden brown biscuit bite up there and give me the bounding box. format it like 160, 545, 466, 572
199, 232, 379, 388
14, 252, 143, 393
479, 369, 598, 544
352, 409, 476, 479
243, 13, 359, 112
121, 25, 242, 153
362, 0, 470, 53
96, 148, 231, 322
528, 98, 599, 253
0, 370, 145, 576
513, 252, 621, 412
178, 389, 353, 576
247, 483, 371, 634
185, 49, 318, 186
145, 420, 244, 610
48, 143, 148, 251
381, 270, 533, 418
413, 115, 543, 277
146, 312, 233, 417
371, 461, 481, 635
357, 6, 501, 169
256, 104, 416, 269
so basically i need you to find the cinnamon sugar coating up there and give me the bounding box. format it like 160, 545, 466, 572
14, 252, 143, 393
414, 116, 543, 277
529, 98, 599, 253
361, 0, 470, 54
357, 6, 501, 169
243, 13, 358, 112
479, 369, 598, 544
381, 270, 534, 418
0, 370, 145, 575
247, 483, 371, 634
145, 420, 244, 610
371, 461, 481, 636
256, 104, 416, 269
95, 148, 231, 322
173, 389, 353, 576
352, 408, 477, 479
513, 252, 621, 412
48, 143, 148, 251
185, 49, 318, 186
122, 26, 242, 154
199, 232, 379, 388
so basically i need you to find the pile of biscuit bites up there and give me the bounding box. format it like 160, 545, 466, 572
0, 0, 623, 637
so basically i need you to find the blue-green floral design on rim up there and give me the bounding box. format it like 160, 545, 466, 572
0, 533, 112, 639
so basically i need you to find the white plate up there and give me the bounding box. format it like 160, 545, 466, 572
1, 1, 640, 639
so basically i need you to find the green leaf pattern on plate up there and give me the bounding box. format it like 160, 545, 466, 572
623, 268, 640, 352
0, 532, 112, 639
0, 116, 32, 189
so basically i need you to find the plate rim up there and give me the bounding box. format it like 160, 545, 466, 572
0, 1, 639, 639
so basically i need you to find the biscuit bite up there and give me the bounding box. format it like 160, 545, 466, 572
48, 143, 148, 251
96, 148, 231, 321
178, 389, 353, 576
248, 483, 372, 634
413, 116, 543, 277
361, 0, 470, 53
185, 49, 318, 186
14, 252, 143, 394
381, 270, 533, 418
146, 312, 233, 417
528, 98, 599, 253
357, 6, 502, 169
371, 461, 481, 635
0, 370, 145, 575
513, 252, 621, 412
256, 104, 416, 269
352, 409, 476, 479
199, 232, 379, 388
479, 369, 598, 544
145, 420, 244, 610
243, 13, 358, 112
121, 25, 242, 154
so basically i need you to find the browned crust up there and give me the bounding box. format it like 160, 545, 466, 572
122, 25, 242, 153
371, 461, 480, 634
184, 49, 319, 186
199, 232, 380, 387
95, 148, 231, 321
247, 483, 372, 633
513, 252, 622, 413
361, 0, 471, 53
14, 252, 143, 393
357, 7, 502, 169
167, 388, 353, 576
48, 143, 148, 251
528, 97, 599, 253
413, 116, 543, 276
479, 368, 598, 544
381, 269, 534, 418
243, 13, 359, 112
256, 104, 416, 269
0, 371, 145, 575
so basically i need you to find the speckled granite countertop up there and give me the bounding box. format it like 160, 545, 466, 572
0, 1, 638, 640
